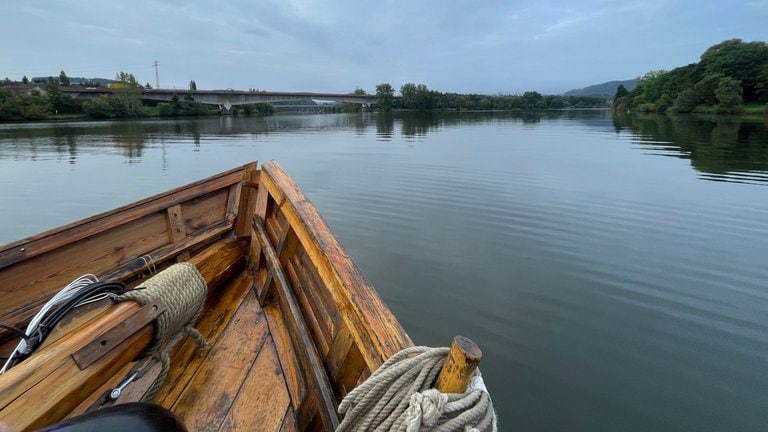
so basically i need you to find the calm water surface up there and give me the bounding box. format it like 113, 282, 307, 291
1, 111, 767, 431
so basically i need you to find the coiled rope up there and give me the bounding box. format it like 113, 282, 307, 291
337, 346, 497, 432
116, 262, 209, 401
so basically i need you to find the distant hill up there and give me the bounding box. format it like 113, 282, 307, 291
564, 79, 636, 97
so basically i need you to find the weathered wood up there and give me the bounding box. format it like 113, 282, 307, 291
153, 270, 253, 407
166, 205, 187, 243
72, 299, 167, 370
434, 336, 482, 394
259, 161, 412, 369
263, 300, 306, 412
170, 290, 268, 431
0, 237, 246, 429
253, 216, 340, 431
0, 302, 151, 431
280, 406, 298, 432
220, 337, 291, 431
0, 189, 240, 342
1, 160, 422, 432
0, 164, 250, 268
248, 170, 272, 272
235, 163, 260, 238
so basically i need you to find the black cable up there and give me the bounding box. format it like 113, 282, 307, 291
0, 323, 29, 339
8, 281, 126, 368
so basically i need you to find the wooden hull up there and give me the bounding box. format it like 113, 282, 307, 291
0, 161, 412, 431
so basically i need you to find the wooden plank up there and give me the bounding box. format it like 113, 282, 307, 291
235, 163, 259, 238
219, 336, 291, 431
186, 238, 244, 292
0, 164, 248, 343
0, 302, 139, 410
166, 205, 187, 243
153, 270, 253, 407
0, 164, 251, 268
180, 188, 230, 235
263, 301, 306, 414
72, 299, 167, 370
253, 217, 339, 431
259, 161, 412, 369
248, 171, 272, 272
1, 327, 152, 432
261, 218, 294, 305
285, 260, 330, 356
0, 209, 235, 340
0, 301, 152, 431
334, 340, 368, 398
280, 406, 298, 432
170, 289, 268, 431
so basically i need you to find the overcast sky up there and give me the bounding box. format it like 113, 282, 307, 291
1, 0, 766, 95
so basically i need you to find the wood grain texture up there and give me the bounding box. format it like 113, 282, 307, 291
219, 337, 291, 431
0, 164, 252, 343
253, 216, 339, 430
0, 302, 151, 432
259, 161, 412, 369
170, 289, 268, 431
434, 336, 483, 394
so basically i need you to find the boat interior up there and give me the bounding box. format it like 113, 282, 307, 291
0, 161, 412, 431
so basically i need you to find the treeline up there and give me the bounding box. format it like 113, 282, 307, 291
0, 71, 272, 122
614, 39, 768, 114
374, 83, 607, 111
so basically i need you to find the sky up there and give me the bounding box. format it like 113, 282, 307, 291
1, 0, 766, 95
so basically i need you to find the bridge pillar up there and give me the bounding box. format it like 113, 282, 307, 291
361, 103, 371, 112
219, 104, 232, 115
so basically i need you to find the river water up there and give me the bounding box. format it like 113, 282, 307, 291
1, 111, 767, 431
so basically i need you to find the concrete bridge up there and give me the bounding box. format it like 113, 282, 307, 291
60, 87, 378, 114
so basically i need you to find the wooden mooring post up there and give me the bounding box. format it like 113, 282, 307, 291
434, 335, 483, 393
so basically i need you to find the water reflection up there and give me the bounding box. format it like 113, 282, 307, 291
3, 112, 767, 186
613, 113, 768, 185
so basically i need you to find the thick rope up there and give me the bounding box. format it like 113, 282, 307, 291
118, 262, 209, 401
337, 346, 497, 432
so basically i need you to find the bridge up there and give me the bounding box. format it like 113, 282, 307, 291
60, 87, 378, 114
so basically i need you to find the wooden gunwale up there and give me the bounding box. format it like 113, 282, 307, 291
0, 163, 256, 344
0, 163, 252, 269
257, 161, 412, 368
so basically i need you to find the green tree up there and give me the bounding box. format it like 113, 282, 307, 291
59, 70, 70, 86
700, 39, 768, 101
671, 88, 699, 113
189, 80, 197, 91
21, 76, 29, 85
694, 74, 724, 105
375, 83, 394, 111
82, 96, 112, 119
352, 87, 366, 95
0, 90, 25, 121
111, 71, 143, 117
756, 64, 768, 102
400, 83, 417, 109
45, 77, 62, 106
714, 77, 743, 113
614, 84, 629, 100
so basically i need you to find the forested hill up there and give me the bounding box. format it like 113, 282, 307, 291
614, 39, 768, 114
565, 79, 636, 97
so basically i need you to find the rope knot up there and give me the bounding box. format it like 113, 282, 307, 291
405, 389, 448, 431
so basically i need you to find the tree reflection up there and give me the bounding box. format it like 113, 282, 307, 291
613, 113, 768, 184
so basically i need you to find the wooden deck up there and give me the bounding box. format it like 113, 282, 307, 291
156, 269, 296, 431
